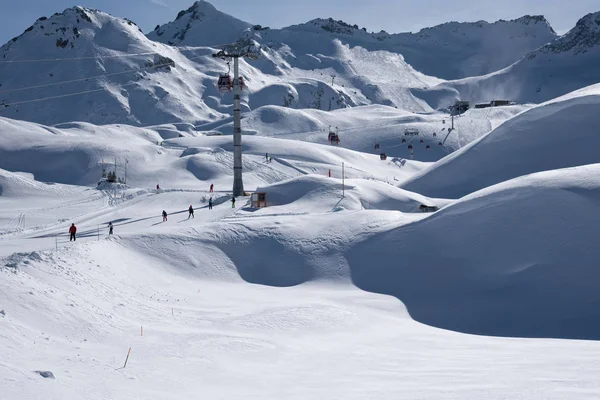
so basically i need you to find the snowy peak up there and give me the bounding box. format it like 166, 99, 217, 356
148, 0, 252, 46
0, 6, 148, 59
543, 11, 600, 54
287, 18, 371, 36
512, 15, 555, 32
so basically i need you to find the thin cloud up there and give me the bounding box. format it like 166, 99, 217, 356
149, 0, 169, 8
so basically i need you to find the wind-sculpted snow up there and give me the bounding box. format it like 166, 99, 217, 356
349, 165, 600, 339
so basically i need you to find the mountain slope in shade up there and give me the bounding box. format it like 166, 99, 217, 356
147, 1, 252, 46
424, 12, 600, 107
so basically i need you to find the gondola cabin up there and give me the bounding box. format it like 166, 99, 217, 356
217, 75, 232, 92
380, 153, 387, 160
328, 132, 340, 145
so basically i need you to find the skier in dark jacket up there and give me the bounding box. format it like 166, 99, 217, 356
231, 196, 236, 208
162, 210, 167, 222
108, 222, 113, 235
209, 183, 214, 193
69, 223, 77, 241
188, 205, 194, 219
208, 197, 213, 210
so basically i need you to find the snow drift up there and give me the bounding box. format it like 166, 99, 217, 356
351, 164, 600, 339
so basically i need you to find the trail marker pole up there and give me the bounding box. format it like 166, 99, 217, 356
123, 347, 131, 368
342, 162, 345, 198
55, 236, 58, 251
97, 225, 100, 241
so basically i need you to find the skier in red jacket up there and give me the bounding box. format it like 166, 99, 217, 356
69, 223, 77, 241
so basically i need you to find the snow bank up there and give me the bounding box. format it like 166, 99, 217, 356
402, 84, 600, 198
350, 164, 600, 339
254, 174, 450, 213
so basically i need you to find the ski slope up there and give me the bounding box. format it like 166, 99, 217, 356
2, 5, 600, 398
402, 83, 600, 198
3, 155, 600, 399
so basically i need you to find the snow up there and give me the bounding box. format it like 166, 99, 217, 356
402, 83, 600, 198
3, 147, 600, 398
2, 3, 600, 399
425, 12, 600, 107
0, 2, 558, 127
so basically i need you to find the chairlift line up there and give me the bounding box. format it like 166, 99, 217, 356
0, 55, 203, 94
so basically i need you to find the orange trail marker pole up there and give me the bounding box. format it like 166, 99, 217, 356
123, 347, 131, 368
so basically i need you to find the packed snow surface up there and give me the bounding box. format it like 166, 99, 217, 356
2, 3, 600, 398
3, 89, 600, 398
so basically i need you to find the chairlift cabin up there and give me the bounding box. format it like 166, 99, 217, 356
217, 75, 232, 92
408, 144, 413, 150
420, 139, 424, 143
426, 145, 431, 150
328, 127, 340, 145
374, 143, 381, 151
401, 138, 407, 143
433, 132, 437, 137
328, 132, 340, 145
380, 153, 387, 160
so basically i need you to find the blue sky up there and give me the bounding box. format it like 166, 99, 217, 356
1, 0, 599, 44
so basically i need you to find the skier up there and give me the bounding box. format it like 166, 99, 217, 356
162, 210, 168, 222
208, 197, 213, 210
209, 183, 214, 193
156, 184, 160, 191
188, 205, 194, 219
231, 196, 236, 208
69, 223, 77, 241
108, 221, 113, 235
265, 152, 269, 162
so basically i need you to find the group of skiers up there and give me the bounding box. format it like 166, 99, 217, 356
68, 184, 237, 243
68, 221, 113, 241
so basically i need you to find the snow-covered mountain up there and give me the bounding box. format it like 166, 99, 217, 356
150, 2, 557, 80
147, 0, 252, 46
0, 6, 228, 126
264, 15, 557, 80
0, 1, 565, 127
426, 12, 600, 106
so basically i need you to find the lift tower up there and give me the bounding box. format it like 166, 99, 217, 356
213, 39, 260, 197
